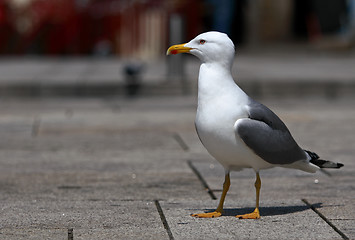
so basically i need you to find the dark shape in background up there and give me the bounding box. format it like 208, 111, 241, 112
0, 0, 353, 57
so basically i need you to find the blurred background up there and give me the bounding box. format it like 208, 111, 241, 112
1, 0, 354, 57
0, 0, 355, 98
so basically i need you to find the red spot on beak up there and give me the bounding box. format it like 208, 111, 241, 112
171, 50, 178, 55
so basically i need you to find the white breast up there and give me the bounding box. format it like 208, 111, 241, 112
195, 63, 273, 171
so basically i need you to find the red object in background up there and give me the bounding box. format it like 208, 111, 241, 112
0, 0, 203, 56
18, 0, 83, 54
306, 13, 322, 42
0, 0, 125, 55
0, 1, 15, 54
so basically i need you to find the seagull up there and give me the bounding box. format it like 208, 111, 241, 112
166, 31, 344, 219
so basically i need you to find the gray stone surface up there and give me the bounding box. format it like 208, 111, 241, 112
1, 51, 355, 97
160, 199, 341, 240
1, 200, 167, 240
306, 198, 355, 238
0, 229, 67, 240
0, 96, 354, 239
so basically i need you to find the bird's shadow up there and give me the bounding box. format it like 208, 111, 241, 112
198, 203, 322, 217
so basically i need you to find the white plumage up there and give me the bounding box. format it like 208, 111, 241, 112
167, 31, 343, 219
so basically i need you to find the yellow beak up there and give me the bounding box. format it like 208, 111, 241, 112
166, 43, 192, 55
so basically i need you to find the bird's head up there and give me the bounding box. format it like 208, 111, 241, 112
167, 31, 235, 67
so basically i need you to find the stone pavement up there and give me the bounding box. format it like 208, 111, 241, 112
0, 96, 354, 239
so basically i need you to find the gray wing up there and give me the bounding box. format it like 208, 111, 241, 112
235, 98, 307, 165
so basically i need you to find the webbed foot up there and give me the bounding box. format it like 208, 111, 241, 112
236, 208, 260, 219
191, 211, 222, 218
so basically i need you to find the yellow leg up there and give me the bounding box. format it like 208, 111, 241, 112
236, 172, 261, 219
191, 172, 230, 218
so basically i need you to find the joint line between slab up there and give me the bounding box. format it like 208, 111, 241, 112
187, 160, 217, 200
68, 228, 73, 240
31, 116, 41, 137
172, 133, 189, 151
154, 200, 174, 240
302, 198, 349, 240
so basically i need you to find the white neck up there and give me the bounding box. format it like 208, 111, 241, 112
197, 62, 247, 105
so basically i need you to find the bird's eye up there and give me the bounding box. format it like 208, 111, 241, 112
199, 40, 206, 45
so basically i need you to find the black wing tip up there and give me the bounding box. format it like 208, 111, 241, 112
310, 159, 344, 169
336, 163, 344, 168
305, 150, 344, 169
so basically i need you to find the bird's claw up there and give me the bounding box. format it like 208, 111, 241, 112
236, 208, 260, 219
191, 211, 222, 218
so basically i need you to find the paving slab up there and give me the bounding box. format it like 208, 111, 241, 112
0, 131, 205, 202
0, 228, 67, 240
0, 200, 167, 240
306, 198, 355, 239
160, 199, 342, 240
0, 97, 354, 239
